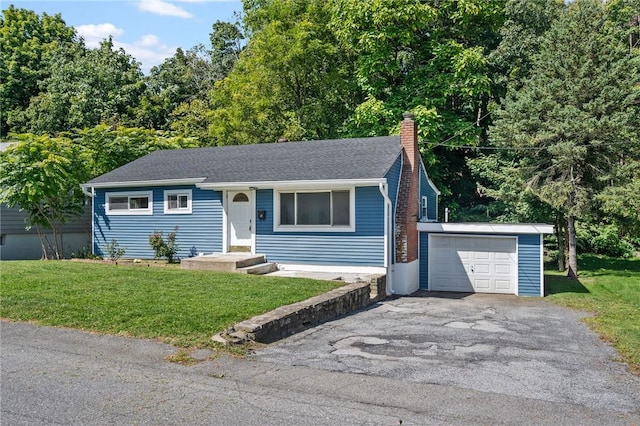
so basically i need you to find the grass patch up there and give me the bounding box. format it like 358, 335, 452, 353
0, 261, 343, 348
546, 254, 640, 373
165, 349, 200, 365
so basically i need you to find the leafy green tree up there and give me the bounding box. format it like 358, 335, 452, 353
11, 38, 145, 134
0, 6, 76, 136
0, 135, 86, 259
72, 125, 199, 177
208, 0, 357, 145
490, 0, 640, 277
209, 20, 244, 79
331, 0, 505, 207
136, 45, 214, 130
605, 0, 640, 30
140, 21, 244, 134
169, 99, 214, 144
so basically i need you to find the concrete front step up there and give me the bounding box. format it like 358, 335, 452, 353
180, 254, 267, 272
237, 262, 278, 275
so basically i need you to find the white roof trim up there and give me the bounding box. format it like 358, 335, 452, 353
81, 178, 207, 189
417, 222, 554, 234
197, 178, 386, 190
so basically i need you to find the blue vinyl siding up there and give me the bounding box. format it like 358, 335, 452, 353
385, 154, 402, 219
518, 234, 542, 296
93, 186, 223, 259
420, 163, 438, 221
255, 187, 385, 266
419, 232, 429, 289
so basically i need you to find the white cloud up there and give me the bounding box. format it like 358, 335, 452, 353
75, 23, 176, 73
138, 34, 162, 47
136, 0, 193, 18
113, 35, 177, 74
76, 23, 125, 48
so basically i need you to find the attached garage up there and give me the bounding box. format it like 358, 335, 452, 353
417, 223, 554, 296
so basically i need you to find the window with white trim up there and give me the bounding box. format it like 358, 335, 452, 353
276, 189, 354, 231
106, 191, 153, 215
164, 189, 192, 214
421, 196, 428, 219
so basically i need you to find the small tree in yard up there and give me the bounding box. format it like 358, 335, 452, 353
104, 239, 126, 261
149, 227, 179, 263
0, 135, 86, 259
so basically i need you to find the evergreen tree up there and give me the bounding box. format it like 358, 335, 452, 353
490, 0, 640, 277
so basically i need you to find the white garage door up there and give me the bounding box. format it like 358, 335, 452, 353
430, 235, 517, 294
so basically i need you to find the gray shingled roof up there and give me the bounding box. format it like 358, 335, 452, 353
87, 136, 402, 185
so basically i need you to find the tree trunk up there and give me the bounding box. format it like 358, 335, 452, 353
51, 225, 60, 260
35, 224, 48, 260
59, 228, 64, 259
555, 214, 565, 271
51, 222, 64, 259
566, 214, 578, 279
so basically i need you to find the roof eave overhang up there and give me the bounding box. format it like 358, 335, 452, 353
417, 222, 555, 234
80, 177, 207, 189
196, 178, 387, 190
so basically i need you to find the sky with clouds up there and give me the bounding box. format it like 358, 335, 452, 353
7, 0, 243, 73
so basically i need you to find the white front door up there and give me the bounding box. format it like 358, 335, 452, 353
228, 191, 252, 249
429, 235, 517, 294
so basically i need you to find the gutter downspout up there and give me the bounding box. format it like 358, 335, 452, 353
379, 182, 394, 294
81, 185, 93, 198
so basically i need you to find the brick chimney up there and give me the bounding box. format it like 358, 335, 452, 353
395, 112, 419, 263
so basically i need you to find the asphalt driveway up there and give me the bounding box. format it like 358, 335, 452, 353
252, 291, 640, 414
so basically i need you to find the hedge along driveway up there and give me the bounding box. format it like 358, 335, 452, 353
0, 261, 343, 347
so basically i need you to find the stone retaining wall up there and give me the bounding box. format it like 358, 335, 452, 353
219, 280, 378, 344
369, 274, 387, 302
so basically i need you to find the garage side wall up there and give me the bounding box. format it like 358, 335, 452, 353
419, 232, 429, 289
517, 234, 543, 296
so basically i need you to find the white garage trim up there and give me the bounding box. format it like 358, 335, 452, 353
428, 234, 519, 295
418, 222, 554, 235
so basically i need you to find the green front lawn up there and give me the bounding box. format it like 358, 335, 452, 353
0, 261, 342, 347
546, 255, 640, 373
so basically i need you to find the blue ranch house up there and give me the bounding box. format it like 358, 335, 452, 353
82, 114, 552, 296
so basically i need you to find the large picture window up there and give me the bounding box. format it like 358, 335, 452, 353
276, 189, 354, 231
106, 191, 153, 215
164, 189, 192, 214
